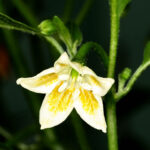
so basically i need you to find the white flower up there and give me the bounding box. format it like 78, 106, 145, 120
16, 52, 114, 133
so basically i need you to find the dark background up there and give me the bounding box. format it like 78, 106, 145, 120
0, 0, 150, 149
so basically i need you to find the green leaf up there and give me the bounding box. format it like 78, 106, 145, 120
74, 42, 108, 68
0, 12, 39, 35
68, 23, 82, 47
52, 16, 72, 50
118, 0, 131, 18
38, 19, 57, 36
143, 41, 150, 64
68, 22, 83, 54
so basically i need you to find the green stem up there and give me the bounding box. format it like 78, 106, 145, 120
106, 96, 118, 150
45, 36, 65, 54
115, 62, 150, 101
106, 0, 119, 150
107, 0, 119, 78
0, 126, 12, 140
75, 0, 94, 25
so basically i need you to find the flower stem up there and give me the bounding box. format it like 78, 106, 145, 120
106, 0, 119, 149
107, 0, 119, 78
106, 95, 118, 150
45, 36, 65, 54
115, 62, 150, 101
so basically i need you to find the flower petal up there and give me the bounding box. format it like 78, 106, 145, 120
40, 82, 74, 129
81, 66, 97, 76
80, 74, 114, 96
16, 68, 59, 93
54, 52, 71, 71
96, 76, 114, 96
54, 52, 83, 74
74, 89, 107, 132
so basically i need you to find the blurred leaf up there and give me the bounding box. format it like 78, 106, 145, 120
38, 19, 57, 36
0, 126, 12, 140
120, 3, 131, 18
68, 22, 83, 54
0, 142, 12, 150
69, 23, 82, 47
53, 16, 72, 50
118, 0, 131, 18
0, 12, 39, 35
74, 42, 108, 68
143, 41, 150, 64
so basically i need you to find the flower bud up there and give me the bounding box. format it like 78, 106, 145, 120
38, 19, 56, 35
120, 67, 132, 80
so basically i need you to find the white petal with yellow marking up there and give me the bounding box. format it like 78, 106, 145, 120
80, 74, 114, 96
54, 52, 83, 75
69, 62, 83, 74
16, 68, 59, 94
81, 66, 98, 76
74, 89, 107, 132
96, 76, 114, 96
40, 82, 74, 129
54, 52, 71, 71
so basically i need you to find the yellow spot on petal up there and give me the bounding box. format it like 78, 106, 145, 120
79, 89, 99, 115
89, 76, 101, 87
59, 63, 67, 67
47, 82, 74, 113
34, 73, 58, 87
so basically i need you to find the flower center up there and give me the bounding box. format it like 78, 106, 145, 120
71, 68, 79, 80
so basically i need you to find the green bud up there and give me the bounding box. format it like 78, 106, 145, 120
120, 67, 132, 80
38, 19, 56, 35
118, 67, 132, 91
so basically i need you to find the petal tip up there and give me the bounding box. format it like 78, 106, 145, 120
102, 127, 107, 133
110, 78, 115, 84
94, 124, 107, 133
107, 78, 115, 85
58, 52, 69, 62
16, 78, 22, 85
40, 125, 46, 130
40, 122, 50, 130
